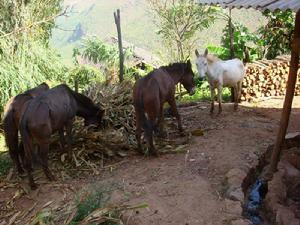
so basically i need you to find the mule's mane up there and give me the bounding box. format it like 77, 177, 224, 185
206, 54, 220, 65
63, 85, 98, 110
160, 62, 186, 74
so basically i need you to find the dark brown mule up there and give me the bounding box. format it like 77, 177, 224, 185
133, 60, 196, 156
3, 83, 49, 174
19, 84, 104, 189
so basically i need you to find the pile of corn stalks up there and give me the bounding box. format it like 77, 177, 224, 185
49, 80, 191, 172
86, 80, 136, 146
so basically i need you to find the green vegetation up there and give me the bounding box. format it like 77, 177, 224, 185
147, 0, 217, 60
181, 81, 231, 103
207, 9, 295, 62
71, 187, 113, 224
0, 0, 67, 114
258, 10, 295, 59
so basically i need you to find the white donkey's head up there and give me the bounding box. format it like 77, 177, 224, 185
195, 48, 208, 81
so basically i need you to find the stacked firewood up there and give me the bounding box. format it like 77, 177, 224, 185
241, 56, 300, 101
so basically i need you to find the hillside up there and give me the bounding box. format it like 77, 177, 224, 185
51, 0, 265, 64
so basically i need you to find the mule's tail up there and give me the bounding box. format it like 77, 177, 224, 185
3, 108, 20, 169
19, 112, 33, 170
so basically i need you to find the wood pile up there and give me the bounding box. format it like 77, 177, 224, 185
241, 56, 300, 102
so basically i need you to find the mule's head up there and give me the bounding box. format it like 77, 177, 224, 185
84, 106, 105, 128
195, 48, 208, 81
180, 59, 196, 96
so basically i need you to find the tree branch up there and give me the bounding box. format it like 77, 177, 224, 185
0, 7, 69, 39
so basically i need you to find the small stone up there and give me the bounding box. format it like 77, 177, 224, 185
226, 187, 244, 202
230, 219, 251, 225
224, 199, 243, 217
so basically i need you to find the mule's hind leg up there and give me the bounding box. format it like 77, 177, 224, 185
217, 85, 223, 114
144, 124, 157, 156
135, 109, 143, 154
22, 140, 36, 189
38, 142, 55, 181
18, 141, 25, 174
233, 85, 238, 111
210, 86, 215, 114
6, 129, 24, 174
237, 81, 242, 102
157, 104, 166, 138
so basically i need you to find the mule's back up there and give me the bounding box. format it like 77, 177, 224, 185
133, 69, 174, 107
221, 59, 245, 86
22, 84, 77, 133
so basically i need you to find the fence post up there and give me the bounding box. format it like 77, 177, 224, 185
228, 8, 235, 102
114, 9, 124, 83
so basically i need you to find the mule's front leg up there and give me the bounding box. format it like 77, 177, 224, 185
58, 129, 66, 151
65, 119, 74, 151
217, 85, 223, 114
168, 97, 183, 132
210, 86, 215, 114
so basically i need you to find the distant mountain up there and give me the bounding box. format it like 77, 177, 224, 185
51, 0, 265, 64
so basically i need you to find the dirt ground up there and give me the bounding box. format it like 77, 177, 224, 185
1, 96, 300, 225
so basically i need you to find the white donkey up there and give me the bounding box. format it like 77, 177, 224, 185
195, 48, 245, 114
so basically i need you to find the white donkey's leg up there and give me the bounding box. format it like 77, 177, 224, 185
233, 84, 238, 110
237, 81, 242, 101
210, 86, 215, 114
217, 85, 223, 114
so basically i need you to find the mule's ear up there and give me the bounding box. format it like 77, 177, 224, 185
195, 49, 200, 57
204, 48, 208, 57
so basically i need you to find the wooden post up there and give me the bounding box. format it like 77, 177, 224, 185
269, 10, 300, 173
228, 8, 235, 102
114, 9, 124, 83
229, 8, 234, 59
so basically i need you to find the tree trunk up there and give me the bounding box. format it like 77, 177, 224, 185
228, 9, 235, 103
114, 9, 124, 83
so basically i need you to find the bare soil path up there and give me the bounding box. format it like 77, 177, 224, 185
1, 97, 300, 225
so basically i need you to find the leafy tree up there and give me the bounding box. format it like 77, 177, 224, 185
220, 22, 260, 61
147, 0, 216, 61
258, 10, 295, 59
0, 0, 66, 114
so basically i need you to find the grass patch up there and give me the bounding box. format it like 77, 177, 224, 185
71, 185, 118, 225
180, 81, 232, 104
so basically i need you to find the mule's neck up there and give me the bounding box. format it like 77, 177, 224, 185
71, 91, 98, 119
163, 68, 184, 84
